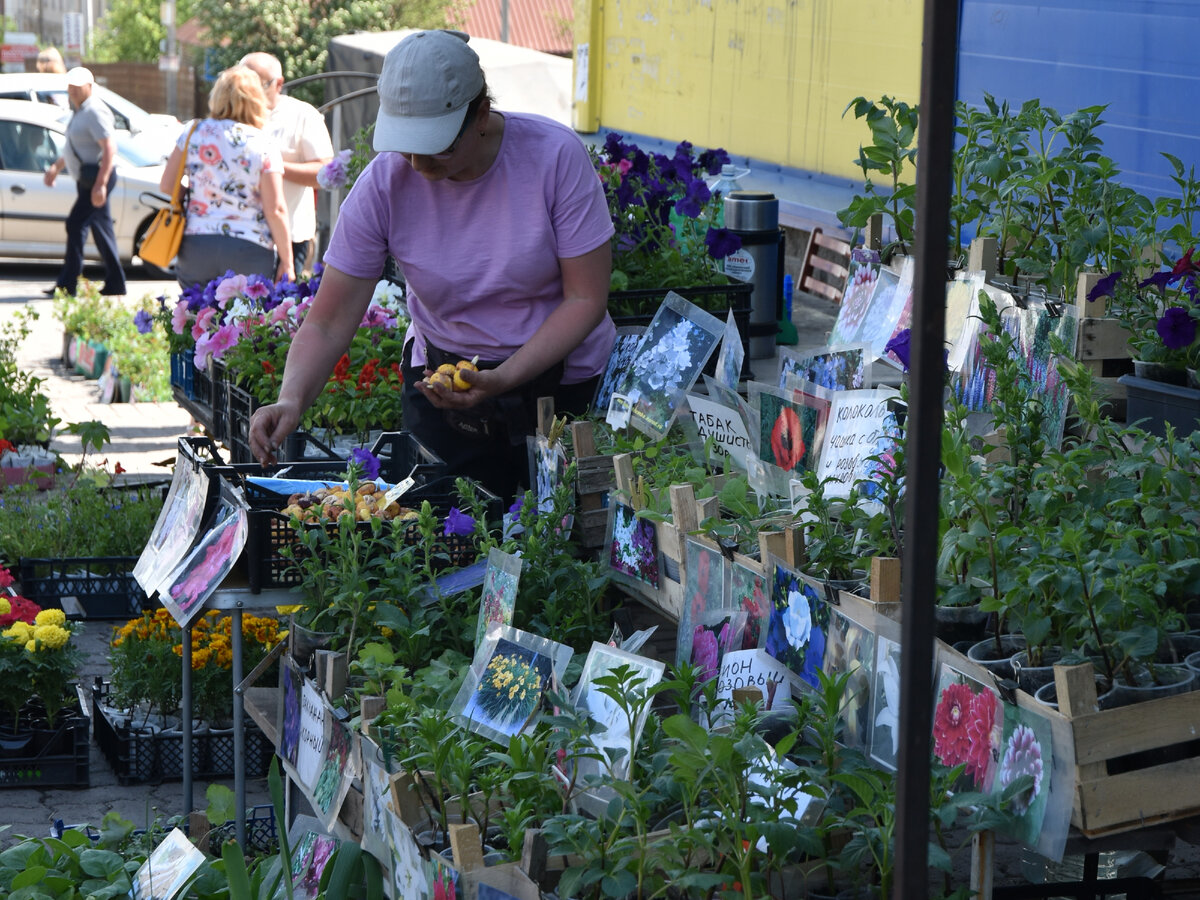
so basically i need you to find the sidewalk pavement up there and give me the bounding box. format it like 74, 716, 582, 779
0, 263, 194, 477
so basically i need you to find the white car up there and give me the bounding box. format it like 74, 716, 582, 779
0, 72, 182, 162
0, 99, 172, 275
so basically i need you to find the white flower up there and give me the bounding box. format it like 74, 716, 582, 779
783, 589, 811, 649
875, 648, 901, 757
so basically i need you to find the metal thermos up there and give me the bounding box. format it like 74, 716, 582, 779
723, 191, 784, 359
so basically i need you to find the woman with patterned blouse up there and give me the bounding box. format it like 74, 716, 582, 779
159, 66, 294, 288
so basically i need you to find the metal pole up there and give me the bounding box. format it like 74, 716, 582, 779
233, 603, 246, 847
892, 0, 959, 898
182, 623, 193, 816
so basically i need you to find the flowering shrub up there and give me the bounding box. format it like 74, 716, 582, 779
1087, 246, 1200, 371
0, 602, 82, 729
109, 608, 285, 726
592, 134, 743, 308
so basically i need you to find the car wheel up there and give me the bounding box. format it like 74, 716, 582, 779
133, 216, 176, 279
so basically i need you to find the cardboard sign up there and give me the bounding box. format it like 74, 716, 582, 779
715, 649, 792, 712
814, 388, 898, 497
687, 392, 753, 469
295, 678, 327, 790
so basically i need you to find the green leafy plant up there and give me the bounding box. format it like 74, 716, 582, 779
837, 95, 919, 259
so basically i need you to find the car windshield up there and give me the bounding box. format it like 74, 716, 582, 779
116, 135, 163, 168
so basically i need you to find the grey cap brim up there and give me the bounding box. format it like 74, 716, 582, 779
373, 103, 469, 155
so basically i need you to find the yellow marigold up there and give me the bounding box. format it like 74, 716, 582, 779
34, 608, 67, 627
0, 597, 10, 616
380, 626, 394, 638
192, 647, 212, 669
6, 622, 33, 643
33, 623, 70, 650
25, 639, 37, 652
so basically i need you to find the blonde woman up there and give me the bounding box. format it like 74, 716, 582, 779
159, 65, 293, 287
36, 47, 67, 73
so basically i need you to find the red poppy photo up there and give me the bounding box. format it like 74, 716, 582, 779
757, 388, 829, 475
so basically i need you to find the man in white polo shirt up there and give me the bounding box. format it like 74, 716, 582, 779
240, 52, 334, 277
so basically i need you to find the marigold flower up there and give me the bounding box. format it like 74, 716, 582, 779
34, 608, 67, 628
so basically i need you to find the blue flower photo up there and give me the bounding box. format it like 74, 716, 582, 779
764, 563, 829, 690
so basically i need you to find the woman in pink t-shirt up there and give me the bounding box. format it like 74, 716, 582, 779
249, 31, 613, 501
159, 66, 294, 288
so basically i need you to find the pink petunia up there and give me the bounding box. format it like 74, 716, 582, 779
207, 322, 241, 362
269, 299, 295, 325
171, 300, 190, 335
214, 274, 247, 307
191, 306, 218, 340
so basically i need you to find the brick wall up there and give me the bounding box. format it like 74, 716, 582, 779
86, 62, 201, 119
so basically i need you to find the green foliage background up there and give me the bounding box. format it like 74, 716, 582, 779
191, 0, 456, 106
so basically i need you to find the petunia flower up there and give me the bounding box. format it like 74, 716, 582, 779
1156, 306, 1196, 350
133, 309, 154, 334
705, 226, 742, 260
884, 328, 912, 371
1086, 270, 1122, 302
444, 507, 475, 536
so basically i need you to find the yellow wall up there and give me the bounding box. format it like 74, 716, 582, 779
572, 0, 923, 181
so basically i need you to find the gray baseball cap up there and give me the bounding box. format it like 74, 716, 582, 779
373, 30, 484, 155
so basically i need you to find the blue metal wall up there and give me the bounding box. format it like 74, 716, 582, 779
958, 0, 1200, 200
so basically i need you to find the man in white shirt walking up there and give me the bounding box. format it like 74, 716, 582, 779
240, 52, 334, 277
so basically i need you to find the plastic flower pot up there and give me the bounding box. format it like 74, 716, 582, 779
1033, 674, 1116, 712
966, 634, 1026, 681
1109, 665, 1195, 708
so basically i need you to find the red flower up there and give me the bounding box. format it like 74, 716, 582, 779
0, 439, 15, 456
770, 407, 805, 470
389, 362, 403, 384
1171, 246, 1200, 277
963, 689, 998, 788
0, 594, 41, 628
331, 354, 351, 384
696, 548, 711, 593
262, 360, 276, 375
0, 566, 12, 589
114, 462, 126, 475
933, 682, 975, 767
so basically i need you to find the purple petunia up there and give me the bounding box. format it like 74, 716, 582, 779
1140, 271, 1175, 293
704, 226, 742, 260
348, 448, 381, 481
884, 328, 912, 371
1156, 306, 1197, 350
674, 178, 711, 219
1087, 271, 1122, 302
444, 507, 475, 536
133, 309, 154, 334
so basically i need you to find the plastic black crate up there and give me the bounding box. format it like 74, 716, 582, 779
18, 556, 149, 619
210, 360, 230, 444
1119, 374, 1200, 439
0, 701, 89, 788
92, 681, 275, 786
227, 382, 261, 465
57, 804, 277, 855
240, 475, 501, 592
170, 352, 195, 400
193, 361, 214, 410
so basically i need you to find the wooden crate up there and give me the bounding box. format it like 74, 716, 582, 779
568, 420, 615, 551
1035, 662, 1200, 838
